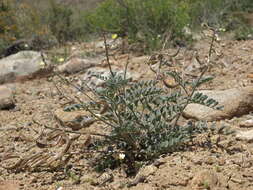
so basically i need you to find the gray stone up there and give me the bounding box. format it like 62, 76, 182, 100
236, 130, 253, 142
183, 86, 253, 121
136, 165, 157, 179
129, 165, 157, 187
0, 180, 20, 190
130, 184, 157, 190
80, 67, 140, 91
190, 170, 219, 190
0, 85, 15, 110
94, 38, 122, 49
0, 51, 44, 84
239, 119, 253, 128
57, 58, 97, 74
54, 108, 97, 130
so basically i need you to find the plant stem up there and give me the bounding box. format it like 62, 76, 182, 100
102, 32, 114, 77
172, 66, 208, 128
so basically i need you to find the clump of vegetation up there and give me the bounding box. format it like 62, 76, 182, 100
234, 25, 253, 40
0, 0, 18, 54
62, 34, 222, 174
225, 12, 253, 40
0, 0, 92, 57
1, 0, 253, 55
0, 0, 54, 55
86, 0, 191, 51
85, 0, 253, 52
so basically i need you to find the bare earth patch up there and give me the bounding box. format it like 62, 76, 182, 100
0, 39, 253, 190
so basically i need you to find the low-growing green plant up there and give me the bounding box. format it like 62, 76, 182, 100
93, 69, 221, 173
203, 180, 210, 189
63, 37, 222, 174
234, 25, 253, 40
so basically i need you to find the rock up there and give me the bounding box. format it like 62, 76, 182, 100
81, 174, 97, 185
190, 170, 219, 190
94, 38, 122, 49
183, 86, 253, 121
95, 171, 113, 186
150, 165, 190, 188
0, 39, 30, 58
239, 119, 253, 128
57, 58, 97, 74
137, 165, 157, 179
247, 73, 253, 79
236, 130, 253, 142
129, 183, 156, 190
185, 56, 202, 74
94, 41, 106, 49
130, 56, 149, 65
0, 180, 20, 190
128, 165, 157, 187
80, 67, 140, 91
0, 51, 45, 84
205, 156, 217, 165
54, 109, 97, 130
0, 85, 15, 110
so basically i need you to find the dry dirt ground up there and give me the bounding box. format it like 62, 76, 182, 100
0, 38, 253, 190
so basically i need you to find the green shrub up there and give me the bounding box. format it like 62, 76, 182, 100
222, 11, 253, 40
0, 0, 56, 55
234, 25, 253, 40
86, 0, 191, 51
1, 0, 253, 55
47, 0, 74, 43
86, 0, 253, 51
0, 0, 94, 55
0, 0, 18, 53
189, 0, 253, 29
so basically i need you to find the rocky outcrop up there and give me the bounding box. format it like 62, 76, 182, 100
0, 51, 46, 84
0, 85, 15, 110
57, 58, 97, 74
183, 86, 253, 121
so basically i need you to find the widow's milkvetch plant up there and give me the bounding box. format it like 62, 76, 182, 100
63, 31, 222, 174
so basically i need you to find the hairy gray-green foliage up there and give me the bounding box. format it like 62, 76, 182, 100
64, 65, 221, 172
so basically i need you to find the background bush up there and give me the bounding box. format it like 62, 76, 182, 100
0, 0, 253, 56
0, 0, 96, 56
86, 0, 253, 51
86, 0, 191, 51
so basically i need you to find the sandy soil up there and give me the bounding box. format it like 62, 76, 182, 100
0, 38, 253, 190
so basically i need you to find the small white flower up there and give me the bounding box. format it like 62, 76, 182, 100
24, 43, 29, 48
219, 28, 226, 32
38, 61, 45, 67
118, 153, 125, 160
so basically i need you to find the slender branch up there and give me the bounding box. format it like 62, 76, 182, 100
208, 28, 216, 60
172, 66, 208, 128
102, 32, 114, 77
123, 54, 130, 81
123, 54, 130, 104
